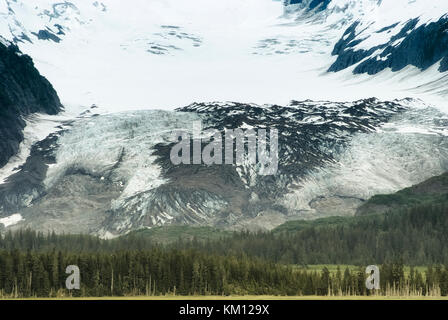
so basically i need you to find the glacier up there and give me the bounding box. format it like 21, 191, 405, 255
1, 0, 448, 235
1, 98, 447, 236
0, 0, 447, 110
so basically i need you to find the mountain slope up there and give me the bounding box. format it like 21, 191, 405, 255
180, 201, 448, 265
330, 15, 448, 75
1, 1, 448, 237
1, 98, 447, 236
0, 38, 62, 168
356, 172, 448, 215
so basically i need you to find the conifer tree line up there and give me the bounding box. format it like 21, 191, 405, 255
1, 248, 448, 298
174, 203, 448, 266
0, 202, 447, 297
1, 203, 447, 266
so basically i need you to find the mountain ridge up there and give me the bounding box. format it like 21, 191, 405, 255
0, 38, 62, 168
2, 98, 447, 237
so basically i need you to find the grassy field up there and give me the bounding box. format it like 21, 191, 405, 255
4, 295, 448, 301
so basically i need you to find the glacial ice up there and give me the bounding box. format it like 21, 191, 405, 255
40, 99, 448, 233
1, 0, 448, 110
45, 110, 201, 200
281, 106, 448, 217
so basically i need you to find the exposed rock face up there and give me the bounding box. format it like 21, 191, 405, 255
0, 39, 62, 168
287, 0, 331, 12
9, 173, 122, 235
329, 16, 448, 75
0, 130, 61, 214
2, 98, 448, 236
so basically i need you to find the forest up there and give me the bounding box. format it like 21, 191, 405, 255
173, 202, 448, 266
0, 202, 447, 297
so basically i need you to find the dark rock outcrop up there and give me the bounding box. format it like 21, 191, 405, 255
329, 16, 448, 75
0, 40, 63, 168
287, 0, 331, 11
32, 29, 62, 43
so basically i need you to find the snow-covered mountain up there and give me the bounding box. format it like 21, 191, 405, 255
1, 98, 448, 236
2, 0, 448, 236
0, 37, 62, 168
0, 0, 447, 109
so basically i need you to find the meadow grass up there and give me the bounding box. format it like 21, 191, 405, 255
4, 295, 448, 301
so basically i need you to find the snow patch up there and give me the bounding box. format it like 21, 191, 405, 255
0, 214, 23, 227
0, 112, 73, 184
